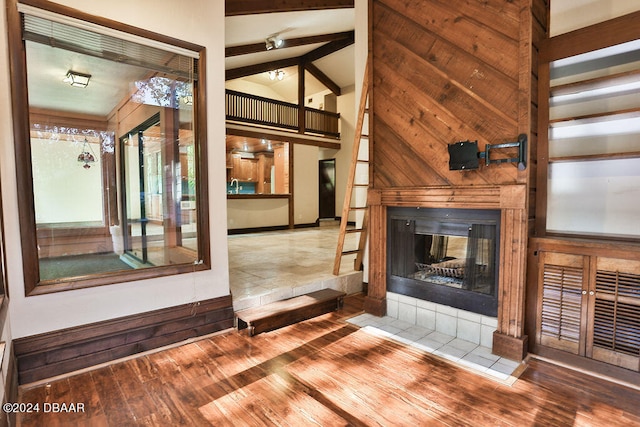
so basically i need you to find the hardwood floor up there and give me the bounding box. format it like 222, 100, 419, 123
17, 294, 640, 426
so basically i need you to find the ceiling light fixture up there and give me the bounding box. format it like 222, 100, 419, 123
265, 36, 283, 50
63, 70, 91, 88
268, 70, 285, 81
77, 138, 97, 169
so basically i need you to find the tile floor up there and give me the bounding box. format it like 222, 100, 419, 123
346, 312, 524, 384
228, 223, 364, 311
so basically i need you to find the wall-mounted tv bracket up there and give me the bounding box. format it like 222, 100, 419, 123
448, 134, 527, 171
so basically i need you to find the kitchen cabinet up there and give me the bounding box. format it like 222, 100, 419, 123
230, 155, 258, 182
256, 153, 273, 194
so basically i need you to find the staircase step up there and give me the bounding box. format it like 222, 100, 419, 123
235, 289, 346, 336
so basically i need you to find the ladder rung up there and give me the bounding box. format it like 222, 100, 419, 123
353, 184, 368, 187
360, 135, 369, 139
356, 159, 369, 163
346, 228, 364, 234
349, 207, 367, 211
341, 250, 360, 256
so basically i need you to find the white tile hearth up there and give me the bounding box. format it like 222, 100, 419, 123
347, 312, 523, 383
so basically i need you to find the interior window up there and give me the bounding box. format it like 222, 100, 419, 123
8, 3, 209, 294
545, 39, 640, 238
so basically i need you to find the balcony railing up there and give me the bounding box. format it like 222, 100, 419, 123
226, 90, 340, 138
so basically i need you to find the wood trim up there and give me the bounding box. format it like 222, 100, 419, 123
549, 151, 640, 163
539, 10, 640, 63
497, 207, 528, 338
13, 295, 234, 384
226, 31, 354, 57
529, 237, 640, 262
19, 0, 206, 53
9, 0, 212, 295
226, 126, 341, 150
226, 57, 300, 81
550, 69, 640, 97
194, 46, 212, 270
7, 0, 39, 294
227, 225, 289, 235
225, 0, 354, 16
29, 108, 108, 131
532, 347, 640, 388
535, 60, 550, 236
492, 331, 528, 361
377, 185, 527, 210
1, 343, 19, 427
364, 192, 386, 316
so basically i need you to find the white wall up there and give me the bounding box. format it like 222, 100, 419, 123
551, 0, 640, 36
227, 198, 289, 229
333, 85, 356, 219
226, 78, 287, 101
0, 0, 229, 339
31, 138, 104, 223
293, 144, 320, 224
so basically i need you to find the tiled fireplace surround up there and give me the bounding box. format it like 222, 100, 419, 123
365, 185, 530, 361
386, 292, 498, 349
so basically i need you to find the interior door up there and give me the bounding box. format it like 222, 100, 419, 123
319, 159, 336, 219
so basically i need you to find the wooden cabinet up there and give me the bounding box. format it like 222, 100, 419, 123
536, 247, 640, 372
230, 155, 258, 182
255, 153, 273, 194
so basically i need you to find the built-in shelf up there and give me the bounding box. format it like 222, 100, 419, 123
549, 107, 640, 127
549, 151, 640, 163
550, 69, 640, 97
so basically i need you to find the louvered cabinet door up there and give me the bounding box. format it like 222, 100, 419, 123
587, 258, 640, 372
537, 252, 589, 355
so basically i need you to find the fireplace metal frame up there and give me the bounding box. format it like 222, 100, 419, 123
386, 207, 501, 317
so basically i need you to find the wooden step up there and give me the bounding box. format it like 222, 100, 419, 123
235, 289, 346, 336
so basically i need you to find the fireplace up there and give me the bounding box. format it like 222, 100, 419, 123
387, 207, 500, 317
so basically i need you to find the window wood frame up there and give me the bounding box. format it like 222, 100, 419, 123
7, 0, 211, 296
536, 10, 640, 240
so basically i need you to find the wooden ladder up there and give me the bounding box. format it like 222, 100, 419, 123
333, 65, 370, 275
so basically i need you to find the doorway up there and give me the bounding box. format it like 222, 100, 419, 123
319, 159, 336, 220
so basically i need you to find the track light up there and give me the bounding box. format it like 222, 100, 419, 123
265, 36, 283, 50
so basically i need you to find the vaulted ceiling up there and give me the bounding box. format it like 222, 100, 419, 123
224, 0, 356, 98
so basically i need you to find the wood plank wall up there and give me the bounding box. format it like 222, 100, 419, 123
367, 0, 548, 360
371, 0, 544, 188
14, 296, 234, 384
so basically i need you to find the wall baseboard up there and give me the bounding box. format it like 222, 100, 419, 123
14, 295, 234, 385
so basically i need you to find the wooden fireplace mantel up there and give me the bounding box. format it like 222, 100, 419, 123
366, 184, 529, 361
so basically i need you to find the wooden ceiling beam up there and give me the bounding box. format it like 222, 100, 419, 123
305, 62, 340, 96
226, 57, 300, 81
226, 31, 354, 57
301, 33, 354, 62
225, 0, 354, 16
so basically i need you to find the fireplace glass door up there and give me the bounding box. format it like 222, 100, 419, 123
388, 208, 500, 316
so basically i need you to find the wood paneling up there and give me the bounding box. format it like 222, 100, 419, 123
14, 295, 234, 384
225, 0, 354, 16
371, 0, 529, 189
367, 0, 547, 359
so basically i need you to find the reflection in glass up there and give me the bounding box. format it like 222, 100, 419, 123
25, 14, 199, 282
